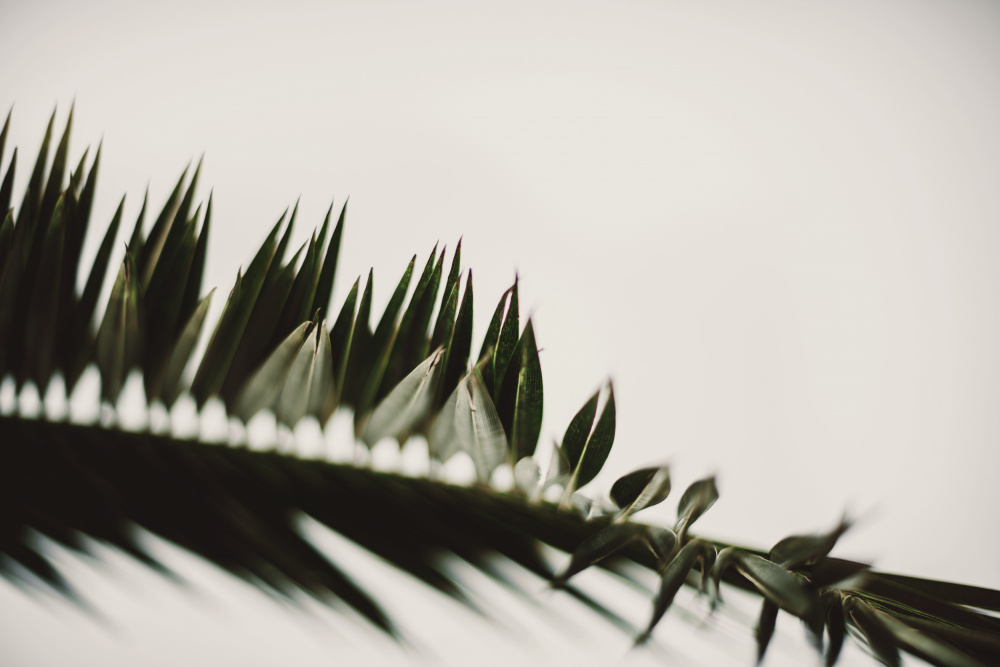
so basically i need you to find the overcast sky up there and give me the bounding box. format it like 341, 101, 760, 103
2, 0, 999, 665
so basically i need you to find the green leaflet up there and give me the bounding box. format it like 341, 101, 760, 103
191, 214, 284, 406
553, 522, 642, 587
675, 476, 718, 539
563, 383, 616, 492
126, 187, 148, 261
0, 146, 15, 218
329, 277, 359, 402
377, 247, 441, 402
158, 290, 215, 408
275, 317, 328, 428
64, 195, 124, 391
611, 466, 671, 518
95, 251, 143, 403
137, 164, 190, 286
455, 357, 507, 483
220, 242, 304, 404
734, 552, 816, 619
477, 283, 511, 395
638, 538, 712, 643
15, 108, 52, 233
312, 200, 345, 319
363, 347, 445, 447
769, 516, 851, 570
354, 256, 416, 431
643, 526, 678, 566
845, 597, 901, 667
430, 239, 461, 352
755, 599, 780, 665
440, 270, 473, 407
20, 194, 66, 391
233, 320, 312, 423
497, 319, 543, 463
305, 320, 338, 426
340, 270, 373, 408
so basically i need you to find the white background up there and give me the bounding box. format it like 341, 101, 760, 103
1, 0, 998, 664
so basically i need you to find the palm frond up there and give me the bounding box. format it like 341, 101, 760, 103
2, 107, 999, 666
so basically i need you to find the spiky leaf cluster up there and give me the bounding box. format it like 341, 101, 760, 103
2, 109, 1000, 667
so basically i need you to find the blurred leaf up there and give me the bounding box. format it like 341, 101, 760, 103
638, 538, 709, 643
755, 599, 780, 665
64, 196, 125, 391
644, 526, 678, 566
126, 187, 148, 261
36, 108, 71, 244
220, 242, 304, 404
179, 193, 210, 332
137, 164, 189, 285
0, 210, 12, 269
312, 200, 345, 319
159, 290, 215, 408
874, 608, 981, 667
0, 108, 9, 166
0, 147, 15, 224
95, 251, 143, 403
329, 277, 359, 400
675, 476, 718, 539
275, 316, 324, 428
845, 597, 901, 667
363, 347, 444, 446
611, 466, 671, 517
20, 194, 66, 391
734, 552, 816, 619
770, 515, 851, 570
16, 108, 52, 233
306, 320, 338, 426
824, 591, 847, 667
553, 522, 642, 587
428, 378, 461, 463
191, 214, 283, 406
514, 456, 541, 496
233, 320, 312, 423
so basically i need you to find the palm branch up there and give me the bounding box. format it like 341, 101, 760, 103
2, 108, 999, 666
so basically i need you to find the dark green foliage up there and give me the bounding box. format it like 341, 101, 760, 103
562, 383, 616, 491
1, 109, 999, 667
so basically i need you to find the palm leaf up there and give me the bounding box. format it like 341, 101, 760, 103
1, 108, 998, 666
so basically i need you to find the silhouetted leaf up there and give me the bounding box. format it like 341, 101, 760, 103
312, 200, 345, 318
756, 599, 780, 665
611, 466, 671, 517
845, 597, 901, 667
770, 516, 851, 570
734, 552, 816, 619
553, 522, 642, 587
675, 476, 718, 538
159, 290, 215, 408
564, 384, 616, 491
95, 251, 143, 403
